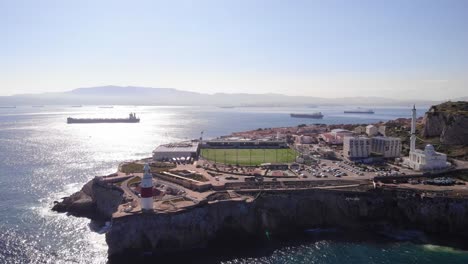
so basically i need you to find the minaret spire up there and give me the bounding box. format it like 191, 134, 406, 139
410, 105, 416, 152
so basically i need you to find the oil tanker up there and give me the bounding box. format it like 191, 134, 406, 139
290, 112, 323, 119
67, 113, 140, 124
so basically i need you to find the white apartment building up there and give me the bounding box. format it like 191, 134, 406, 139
343, 136, 371, 159
366, 125, 378, 136
371, 136, 402, 158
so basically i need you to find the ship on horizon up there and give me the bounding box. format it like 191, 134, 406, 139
67, 113, 140, 124
290, 112, 323, 119
344, 108, 374, 114
218, 106, 236, 109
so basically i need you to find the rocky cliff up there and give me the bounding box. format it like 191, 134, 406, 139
422, 101, 468, 145
106, 188, 468, 259
52, 177, 124, 220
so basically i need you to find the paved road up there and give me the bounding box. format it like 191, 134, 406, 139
120, 175, 140, 201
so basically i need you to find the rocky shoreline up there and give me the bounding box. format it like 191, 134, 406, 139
53, 178, 468, 259
52, 177, 124, 221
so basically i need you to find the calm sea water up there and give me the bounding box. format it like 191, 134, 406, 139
1, 105, 467, 264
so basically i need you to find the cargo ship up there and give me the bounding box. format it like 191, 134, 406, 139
344, 108, 374, 114
67, 113, 140, 124
218, 106, 236, 109
290, 112, 323, 119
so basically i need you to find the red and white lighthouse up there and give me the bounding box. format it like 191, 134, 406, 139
140, 163, 153, 211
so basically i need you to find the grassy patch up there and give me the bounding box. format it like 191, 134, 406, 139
432, 101, 468, 115
201, 148, 298, 166
185, 174, 208, 182
120, 163, 144, 174
127, 176, 141, 186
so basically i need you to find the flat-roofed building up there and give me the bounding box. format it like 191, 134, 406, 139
319, 133, 343, 145
343, 136, 371, 159
353, 126, 366, 134
295, 135, 315, 144
378, 125, 386, 136
330, 129, 354, 138
153, 142, 200, 161
371, 136, 402, 158
366, 125, 378, 136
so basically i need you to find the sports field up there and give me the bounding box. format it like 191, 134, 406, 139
200, 148, 298, 166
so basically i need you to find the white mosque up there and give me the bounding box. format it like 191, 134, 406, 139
403, 105, 449, 171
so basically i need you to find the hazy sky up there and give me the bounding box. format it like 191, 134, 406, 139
1, 0, 468, 99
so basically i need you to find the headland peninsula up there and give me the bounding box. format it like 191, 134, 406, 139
53, 101, 468, 261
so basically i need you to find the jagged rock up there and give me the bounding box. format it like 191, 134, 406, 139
52, 177, 124, 220
422, 101, 468, 145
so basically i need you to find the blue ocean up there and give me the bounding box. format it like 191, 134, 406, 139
1, 105, 467, 263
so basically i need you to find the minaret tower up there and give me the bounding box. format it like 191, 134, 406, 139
140, 163, 153, 211
410, 105, 417, 153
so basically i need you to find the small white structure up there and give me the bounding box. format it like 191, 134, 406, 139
378, 125, 386, 136
319, 133, 343, 145
366, 125, 378, 136
140, 164, 153, 211
331, 129, 354, 138
354, 126, 366, 134
296, 135, 313, 144
343, 136, 371, 159
403, 105, 449, 171
371, 136, 402, 158
319, 129, 354, 145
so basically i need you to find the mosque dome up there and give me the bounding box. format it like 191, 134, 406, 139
424, 144, 436, 154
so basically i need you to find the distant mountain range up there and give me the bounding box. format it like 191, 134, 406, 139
0, 85, 465, 106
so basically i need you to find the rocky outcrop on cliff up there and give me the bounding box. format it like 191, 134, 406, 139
422, 101, 468, 145
106, 189, 468, 258
52, 177, 124, 220
52, 180, 96, 218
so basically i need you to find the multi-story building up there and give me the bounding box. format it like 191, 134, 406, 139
366, 125, 378, 136
343, 136, 371, 159
371, 136, 402, 158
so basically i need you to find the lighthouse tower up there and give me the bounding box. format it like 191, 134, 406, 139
140, 163, 153, 211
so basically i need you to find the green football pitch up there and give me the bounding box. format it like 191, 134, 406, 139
200, 148, 298, 165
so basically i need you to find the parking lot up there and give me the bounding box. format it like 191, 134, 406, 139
291, 157, 419, 182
